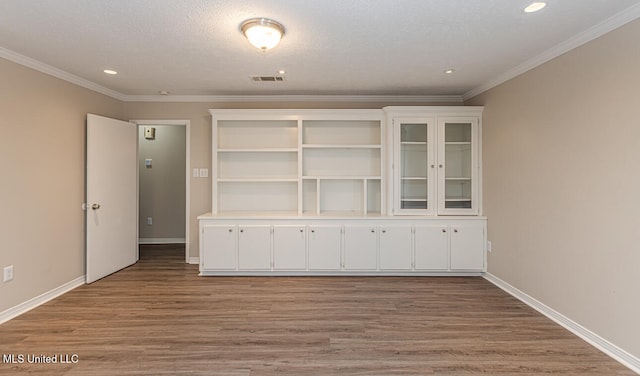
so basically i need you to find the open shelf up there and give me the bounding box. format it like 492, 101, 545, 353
218, 181, 298, 213
218, 151, 297, 180
303, 148, 381, 177
302, 120, 381, 145
211, 110, 384, 216
218, 120, 298, 149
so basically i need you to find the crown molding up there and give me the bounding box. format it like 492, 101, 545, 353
5, 0, 640, 107
0, 47, 127, 101
122, 94, 463, 104
463, 3, 640, 101
0, 48, 463, 103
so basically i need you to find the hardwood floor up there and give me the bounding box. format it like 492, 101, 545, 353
0, 244, 633, 375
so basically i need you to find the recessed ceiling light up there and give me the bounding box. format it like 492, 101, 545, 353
103, 69, 117, 75
278, 69, 286, 75
158, 90, 170, 95
444, 69, 455, 74
524, 2, 546, 13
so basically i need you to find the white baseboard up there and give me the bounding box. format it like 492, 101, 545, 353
484, 273, 640, 374
138, 238, 185, 244
188, 257, 199, 265
0, 276, 85, 325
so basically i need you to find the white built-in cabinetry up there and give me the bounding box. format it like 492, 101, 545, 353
199, 107, 486, 276
385, 107, 482, 215
213, 110, 383, 216
199, 218, 485, 274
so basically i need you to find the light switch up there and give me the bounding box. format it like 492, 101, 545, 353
145, 159, 152, 168
193, 168, 199, 178
199, 168, 209, 178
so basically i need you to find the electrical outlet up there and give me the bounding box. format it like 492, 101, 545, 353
487, 241, 492, 253
147, 217, 153, 225
4, 265, 14, 282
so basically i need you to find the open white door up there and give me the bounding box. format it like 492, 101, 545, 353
86, 114, 138, 283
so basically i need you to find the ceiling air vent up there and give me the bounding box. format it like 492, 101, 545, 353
250, 75, 285, 82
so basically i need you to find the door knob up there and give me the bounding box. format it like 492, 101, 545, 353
91, 204, 101, 210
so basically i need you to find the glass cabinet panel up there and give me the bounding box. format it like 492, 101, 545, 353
393, 113, 479, 216
443, 122, 473, 209
395, 119, 434, 214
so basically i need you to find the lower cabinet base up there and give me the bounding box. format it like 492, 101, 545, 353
200, 271, 485, 277
197, 214, 487, 276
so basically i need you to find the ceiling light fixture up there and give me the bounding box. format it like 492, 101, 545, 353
103, 69, 117, 75
444, 68, 455, 74
524, 2, 546, 13
241, 18, 285, 51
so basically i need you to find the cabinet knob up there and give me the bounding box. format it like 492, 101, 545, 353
371, 229, 375, 233
454, 229, 458, 233
240, 229, 244, 233
442, 228, 446, 233
228, 228, 233, 232
382, 229, 386, 234
300, 229, 304, 233
430, 164, 435, 168
439, 164, 443, 168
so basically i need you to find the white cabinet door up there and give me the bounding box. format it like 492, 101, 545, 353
393, 117, 436, 215
308, 225, 342, 270
414, 225, 449, 271
379, 225, 412, 270
238, 225, 271, 270
273, 226, 306, 270
437, 117, 479, 215
343, 225, 377, 270
202, 225, 237, 270
450, 224, 485, 271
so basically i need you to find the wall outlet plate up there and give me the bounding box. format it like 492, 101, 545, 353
144, 127, 156, 140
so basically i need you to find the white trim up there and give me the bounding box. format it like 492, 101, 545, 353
124, 94, 463, 104
0, 50, 463, 104
188, 257, 200, 265
132, 120, 191, 263
463, 3, 640, 101
0, 276, 85, 325
0, 47, 462, 104
484, 273, 640, 374
138, 238, 186, 244
0, 47, 127, 101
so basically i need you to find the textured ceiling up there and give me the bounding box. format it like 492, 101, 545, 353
1, 0, 639, 98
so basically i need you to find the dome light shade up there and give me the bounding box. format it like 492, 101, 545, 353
241, 18, 285, 51
524, 2, 546, 13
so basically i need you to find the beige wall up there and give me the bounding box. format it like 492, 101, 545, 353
138, 125, 186, 240
466, 19, 640, 358
0, 58, 124, 313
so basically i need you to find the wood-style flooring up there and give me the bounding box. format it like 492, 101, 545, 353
0, 244, 634, 375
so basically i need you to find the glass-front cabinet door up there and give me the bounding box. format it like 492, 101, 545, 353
393, 117, 435, 215
437, 117, 478, 215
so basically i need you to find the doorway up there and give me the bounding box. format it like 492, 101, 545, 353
133, 120, 191, 263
